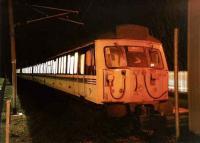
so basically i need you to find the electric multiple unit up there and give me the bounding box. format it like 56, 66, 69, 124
17, 25, 170, 117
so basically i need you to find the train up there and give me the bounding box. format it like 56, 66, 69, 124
17, 24, 172, 118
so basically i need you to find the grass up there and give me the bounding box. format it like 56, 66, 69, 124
0, 78, 4, 90
0, 79, 29, 143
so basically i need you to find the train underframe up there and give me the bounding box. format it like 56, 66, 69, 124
105, 100, 173, 132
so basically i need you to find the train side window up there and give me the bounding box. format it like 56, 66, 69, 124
70, 55, 75, 74
41, 63, 42, 73
59, 57, 62, 74
80, 54, 85, 74
53, 59, 56, 74
43, 62, 46, 74
56, 58, 58, 74
85, 47, 95, 75
74, 52, 79, 74
61, 57, 63, 74
51, 60, 53, 74
62, 56, 65, 74
48, 61, 51, 74
149, 48, 163, 69
63, 56, 66, 74
67, 55, 71, 74
46, 62, 48, 74
58, 58, 60, 73
56, 58, 59, 74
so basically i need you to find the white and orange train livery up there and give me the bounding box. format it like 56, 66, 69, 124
17, 25, 171, 117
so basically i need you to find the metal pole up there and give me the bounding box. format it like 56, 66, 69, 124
8, 0, 17, 114
5, 100, 11, 143
174, 28, 180, 139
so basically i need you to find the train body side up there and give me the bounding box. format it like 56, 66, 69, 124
18, 39, 170, 116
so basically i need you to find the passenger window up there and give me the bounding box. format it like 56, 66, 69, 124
60, 57, 63, 74
58, 57, 61, 74
74, 52, 79, 74
85, 47, 95, 75
149, 48, 163, 69
70, 55, 75, 74
67, 55, 70, 74
63, 56, 66, 74
80, 54, 85, 74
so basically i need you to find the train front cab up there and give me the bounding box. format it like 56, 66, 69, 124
95, 39, 171, 116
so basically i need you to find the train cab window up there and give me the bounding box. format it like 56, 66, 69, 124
85, 47, 95, 75
80, 54, 85, 74
149, 48, 163, 69
105, 46, 127, 68
126, 46, 148, 67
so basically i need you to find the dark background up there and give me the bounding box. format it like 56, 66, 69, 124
0, 0, 187, 78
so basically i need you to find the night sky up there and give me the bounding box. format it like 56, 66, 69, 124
1, 0, 187, 77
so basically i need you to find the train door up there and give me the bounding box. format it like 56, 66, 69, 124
84, 46, 96, 100
74, 52, 79, 96
78, 53, 85, 96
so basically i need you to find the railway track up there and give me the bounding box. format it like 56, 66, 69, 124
13, 78, 190, 143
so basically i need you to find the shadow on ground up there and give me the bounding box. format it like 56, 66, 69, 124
16, 78, 139, 143
14, 78, 200, 143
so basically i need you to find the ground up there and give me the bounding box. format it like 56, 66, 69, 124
1, 78, 200, 143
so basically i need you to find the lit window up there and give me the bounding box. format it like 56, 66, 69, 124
50, 60, 53, 74
67, 55, 71, 74
74, 52, 78, 74
60, 57, 63, 74
80, 54, 85, 74
70, 56, 74, 74
61, 56, 64, 74
85, 48, 96, 75
64, 56, 66, 74
56, 58, 58, 74
58, 57, 60, 74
